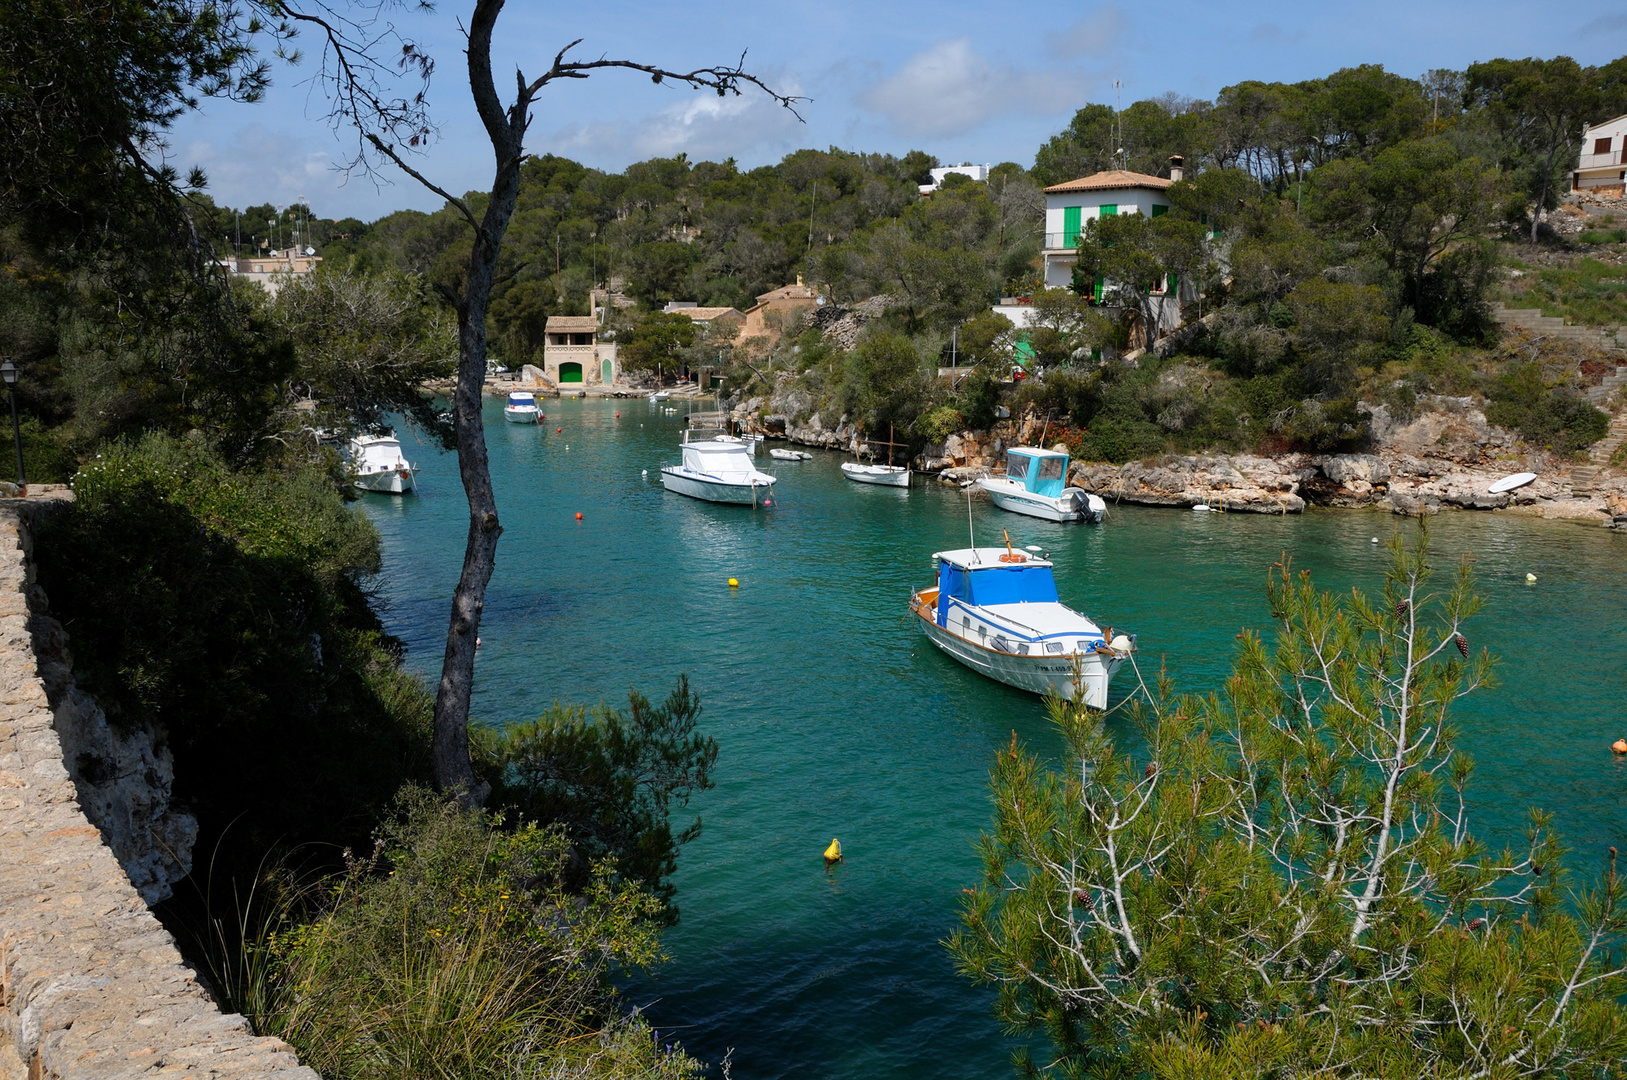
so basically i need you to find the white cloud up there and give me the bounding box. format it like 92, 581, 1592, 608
178, 125, 349, 213
546, 81, 807, 167
1048, 7, 1132, 60
858, 39, 1079, 139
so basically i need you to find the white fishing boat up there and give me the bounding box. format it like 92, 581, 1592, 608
770, 448, 812, 461
660, 430, 777, 505
648, 390, 673, 402
978, 447, 1104, 523
502, 391, 541, 424
909, 542, 1133, 708
841, 462, 910, 487
348, 433, 418, 494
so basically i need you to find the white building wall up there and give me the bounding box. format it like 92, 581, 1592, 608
1576, 114, 1627, 190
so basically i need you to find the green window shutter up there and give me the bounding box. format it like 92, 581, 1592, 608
1151, 204, 1168, 217
1168, 273, 1178, 294
1093, 275, 1104, 302
1063, 206, 1081, 246
1099, 204, 1117, 217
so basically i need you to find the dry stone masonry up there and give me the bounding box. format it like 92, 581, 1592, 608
0, 498, 316, 1080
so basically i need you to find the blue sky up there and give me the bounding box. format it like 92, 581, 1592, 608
168, 0, 1627, 221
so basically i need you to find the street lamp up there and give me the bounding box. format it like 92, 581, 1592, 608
1, 361, 23, 494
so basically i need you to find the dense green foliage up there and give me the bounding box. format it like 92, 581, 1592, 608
481, 678, 718, 920
33, 434, 432, 853
952, 533, 1627, 1077
250, 789, 701, 1080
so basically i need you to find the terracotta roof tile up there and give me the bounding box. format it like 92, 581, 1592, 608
545, 316, 600, 332
1043, 169, 1173, 194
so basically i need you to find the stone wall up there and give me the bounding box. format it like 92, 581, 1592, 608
0, 499, 316, 1080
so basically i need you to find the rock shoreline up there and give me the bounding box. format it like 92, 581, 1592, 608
728, 384, 1627, 527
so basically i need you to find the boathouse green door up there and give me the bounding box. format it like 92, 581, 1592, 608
559, 362, 583, 383
601, 359, 614, 384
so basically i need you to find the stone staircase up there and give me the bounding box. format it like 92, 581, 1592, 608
1493, 304, 1627, 354
1572, 412, 1627, 495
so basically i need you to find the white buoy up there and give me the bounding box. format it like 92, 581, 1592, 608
1526, 573, 1537, 583
1192, 504, 1210, 512
1372, 537, 1379, 543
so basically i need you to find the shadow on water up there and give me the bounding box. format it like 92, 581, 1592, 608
359, 399, 1627, 1079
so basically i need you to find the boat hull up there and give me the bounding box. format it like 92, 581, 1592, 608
914, 607, 1122, 708
503, 406, 539, 424
660, 467, 768, 504
979, 478, 1103, 523
842, 463, 910, 488
353, 469, 416, 494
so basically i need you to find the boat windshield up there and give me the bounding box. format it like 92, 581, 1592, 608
937, 561, 1059, 620
1033, 454, 1066, 496
1005, 452, 1031, 481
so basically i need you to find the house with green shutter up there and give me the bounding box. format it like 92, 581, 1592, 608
1041, 168, 1174, 290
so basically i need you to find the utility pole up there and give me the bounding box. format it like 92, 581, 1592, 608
807, 181, 818, 249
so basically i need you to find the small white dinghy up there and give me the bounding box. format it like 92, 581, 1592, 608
842, 462, 910, 487
660, 430, 776, 505
910, 541, 1133, 708
770, 448, 812, 461
348, 433, 418, 494
1488, 472, 1537, 494
978, 447, 1104, 523
503, 391, 541, 424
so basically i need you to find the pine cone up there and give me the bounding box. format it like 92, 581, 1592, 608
1455, 632, 1468, 658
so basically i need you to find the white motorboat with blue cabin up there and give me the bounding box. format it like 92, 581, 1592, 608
503, 391, 541, 423
910, 541, 1133, 707
978, 446, 1105, 523
660, 430, 777, 505
348, 433, 418, 494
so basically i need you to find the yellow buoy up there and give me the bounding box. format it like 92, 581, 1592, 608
823, 838, 842, 863
1613, 739, 1627, 755
728, 577, 739, 588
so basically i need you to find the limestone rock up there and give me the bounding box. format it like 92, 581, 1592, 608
30, 614, 196, 904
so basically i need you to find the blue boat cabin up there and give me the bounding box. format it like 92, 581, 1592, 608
1004, 449, 1069, 497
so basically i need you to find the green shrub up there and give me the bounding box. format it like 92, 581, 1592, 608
481, 679, 717, 921
34, 433, 431, 860
1579, 229, 1627, 246
264, 788, 701, 1080
1484, 362, 1609, 455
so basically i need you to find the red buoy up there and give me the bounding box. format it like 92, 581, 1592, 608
575, 512, 583, 520
556, 427, 562, 433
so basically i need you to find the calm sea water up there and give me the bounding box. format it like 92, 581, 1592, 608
359, 397, 1627, 1079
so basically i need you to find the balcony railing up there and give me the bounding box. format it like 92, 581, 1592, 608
1043, 232, 1080, 250
1579, 150, 1622, 170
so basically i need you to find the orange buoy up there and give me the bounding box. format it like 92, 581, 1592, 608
1613, 739, 1627, 754
575, 512, 583, 521
556, 427, 562, 433
615, 412, 621, 418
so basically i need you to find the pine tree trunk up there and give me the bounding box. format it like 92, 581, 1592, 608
430, 0, 526, 800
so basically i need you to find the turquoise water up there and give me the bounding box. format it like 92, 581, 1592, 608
359, 397, 1627, 1079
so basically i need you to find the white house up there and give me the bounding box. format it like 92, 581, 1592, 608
919, 163, 991, 196
1574, 114, 1627, 194
1041, 168, 1175, 290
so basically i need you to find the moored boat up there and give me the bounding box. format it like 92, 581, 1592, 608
503, 391, 541, 423
349, 433, 418, 494
841, 462, 910, 487
978, 446, 1104, 523
770, 448, 812, 461
660, 430, 777, 504
909, 543, 1132, 708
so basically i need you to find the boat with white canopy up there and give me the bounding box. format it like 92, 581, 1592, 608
978, 446, 1104, 523
503, 391, 541, 423
909, 539, 1132, 707
348, 433, 418, 494
660, 430, 777, 505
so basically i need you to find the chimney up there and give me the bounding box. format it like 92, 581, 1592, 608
1169, 155, 1184, 183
